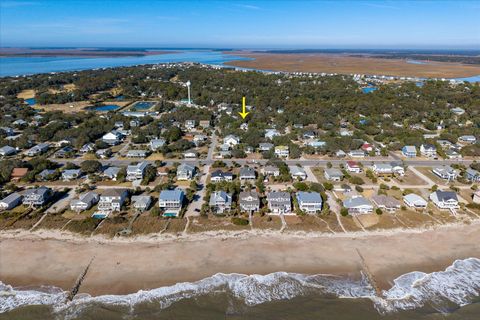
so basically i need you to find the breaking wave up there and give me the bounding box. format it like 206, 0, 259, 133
1, 258, 479, 319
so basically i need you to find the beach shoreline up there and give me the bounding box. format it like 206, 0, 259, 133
1, 222, 479, 296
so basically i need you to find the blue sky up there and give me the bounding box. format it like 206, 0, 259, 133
1, 0, 479, 48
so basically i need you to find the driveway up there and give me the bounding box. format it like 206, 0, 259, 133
47, 189, 76, 213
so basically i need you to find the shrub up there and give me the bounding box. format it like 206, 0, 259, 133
231, 217, 249, 226
375, 208, 383, 215
323, 182, 333, 191
340, 207, 349, 216
355, 185, 364, 193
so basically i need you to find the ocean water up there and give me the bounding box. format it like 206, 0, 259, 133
1, 258, 479, 320
0, 51, 253, 77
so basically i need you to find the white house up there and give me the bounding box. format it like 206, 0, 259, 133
0, 192, 23, 211
403, 193, 427, 210
263, 165, 280, 177
177, 163, 196, 180
346, 161, 362, 173
343, 196, 373, 215
265, 129, 281, 140
159, 189, 185, 217
149, 138, 166, 151
296, 191, 322, 214
372, 163, 394, 176
102, 131, 124, 145
432, 166, 458, 181
371, 195, 401, 213
0, 146, 16, 157
348, 150, 366, 158
131, 195, 152, 212
458, 135, 476, 144
289, 166, 307, 180
267, 191, 292, 214
429, 191, 459, 210
26, 143, 50, 157
274, 145, 289, 158
96, 189, 128, 215
324, 168, 344, 181
22, 187, 52, 207
210, 170, 233, 182
420, 144, 437, 157
126, 161, 149, 181
224, 135, 240, 147
70, 191, 99, 212
209, 191, 232, 214
402, 145, 417, 158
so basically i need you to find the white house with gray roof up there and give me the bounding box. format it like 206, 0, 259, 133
127, 162, 149, 181
149, 138, 166, 151
209, 191, 232, 214
97, 189, 128, 215
324, 168, 344, 181
131, 195, 152, 212
296, 191, 323, 214
62, 169, 82, 181
70, 191, 99, 212
343, 196, 373, 215
403, 193, 427, 210
289, 166, 307, 180
432, 165, 458, 181
429, 191, 459, 210
22, 187, 52, 207
177, 163, 196, 180
239, 191, 260, 212
0, 192, 23, 211
0, 146, 16, 157
267, 191, 291, 214
26, 143, 50, 157
371, 195, 401, 213
239, 167, 256, 182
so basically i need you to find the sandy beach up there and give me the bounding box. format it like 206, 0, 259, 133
224, 52, 480, 78
1, 222, 479, 296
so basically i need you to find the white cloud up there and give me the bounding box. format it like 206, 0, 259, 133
234, 4, 261, 10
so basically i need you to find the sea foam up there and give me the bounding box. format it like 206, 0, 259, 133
1, 258, 479, 319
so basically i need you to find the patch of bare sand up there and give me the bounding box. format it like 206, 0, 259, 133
1, 221, 479, 296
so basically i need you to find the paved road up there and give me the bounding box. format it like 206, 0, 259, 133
51, 157, 474, 168
184, 132, 217, 217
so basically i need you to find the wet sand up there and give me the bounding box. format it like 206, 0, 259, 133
1, 223, 479, 296
224, 52, 480, 78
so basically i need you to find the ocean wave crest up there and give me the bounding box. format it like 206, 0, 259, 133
1, 258, 479, 319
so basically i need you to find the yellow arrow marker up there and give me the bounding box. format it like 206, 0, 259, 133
238, 96, 250, 119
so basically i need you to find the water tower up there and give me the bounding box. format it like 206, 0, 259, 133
186, 80, 191, 105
